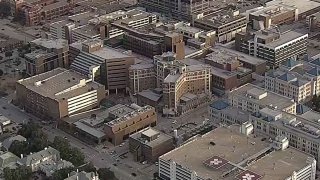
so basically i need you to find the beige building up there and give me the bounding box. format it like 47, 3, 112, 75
25, 38, 69, 76
162, 64, 211, 114
129, 64, 156, 94
16, 68, 105, 120
228, 83, 297, 114
265, 58, 320, 103
104, 104, 157, 145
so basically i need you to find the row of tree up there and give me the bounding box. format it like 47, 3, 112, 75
9, 123, 85, 166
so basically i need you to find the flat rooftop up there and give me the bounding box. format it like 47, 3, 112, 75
160, 126, 311, 180
72, 25, 100, 37
211, 67, 238, 78
129, 63, 154, 70
106, 104, 154, 127
17, 68, 104, 101
249, 4, 297, 18
31, 38, 68, 49
42, 0, 68, 11
266, 31, 307, 49
252, 29, 308, 49
195, 10, 246, 28
208, 46, 266, 65
137, 90, 162, 102
92, 46, 132, 60
130, 128, 172, 148
267, 0, 320, 14
74, 121, 105, 139
229, 83, 295, 111
298, 110, 320, 122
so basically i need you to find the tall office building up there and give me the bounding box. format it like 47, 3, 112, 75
139, 0, 213, 20
25, 38, 69, 76
235, 28, 308, 66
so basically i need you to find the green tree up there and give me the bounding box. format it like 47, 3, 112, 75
18, 122, 40, 138
0, 2, 11, 18
8, 140, 29, 157
51, 167, 74, 180
9, 123, 50, 156
98, 168, 118, 180
4, 166, 32, 180
52, 136, 85, 166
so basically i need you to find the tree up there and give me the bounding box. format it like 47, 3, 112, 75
8, 140, 29, 157
52, 136, 85, 166
0, 2, 11, 18
3, 166, 32, 180
0, 69, 3, 76
9, 123, 50, 156
98, 168, 118, 180
18, 122, 41, 138
5, 51, 13, 58
51, 167, 74, 180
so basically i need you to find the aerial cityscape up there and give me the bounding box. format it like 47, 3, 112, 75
1, 0, 320, 179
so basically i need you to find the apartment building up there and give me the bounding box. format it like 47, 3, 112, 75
70, 39, 135, 93
159, 125, 317, 180
265, 59, 312, 103
129, 64, 156, 94
129, 128, 174, 163
16, 68, 105, 120
250, 107, 320, 168
25, 38, 69, 76
206, 46, 266, 92
153, 52, 211, 115
162, 63, 211, 115
265, 58, 320, 103
247, 4, 298, 30
139, 0, 213, 20
235, 28, 308, 66
228, 83, 297, 114
104, 104, 157, 145
194, 10, 247, 43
